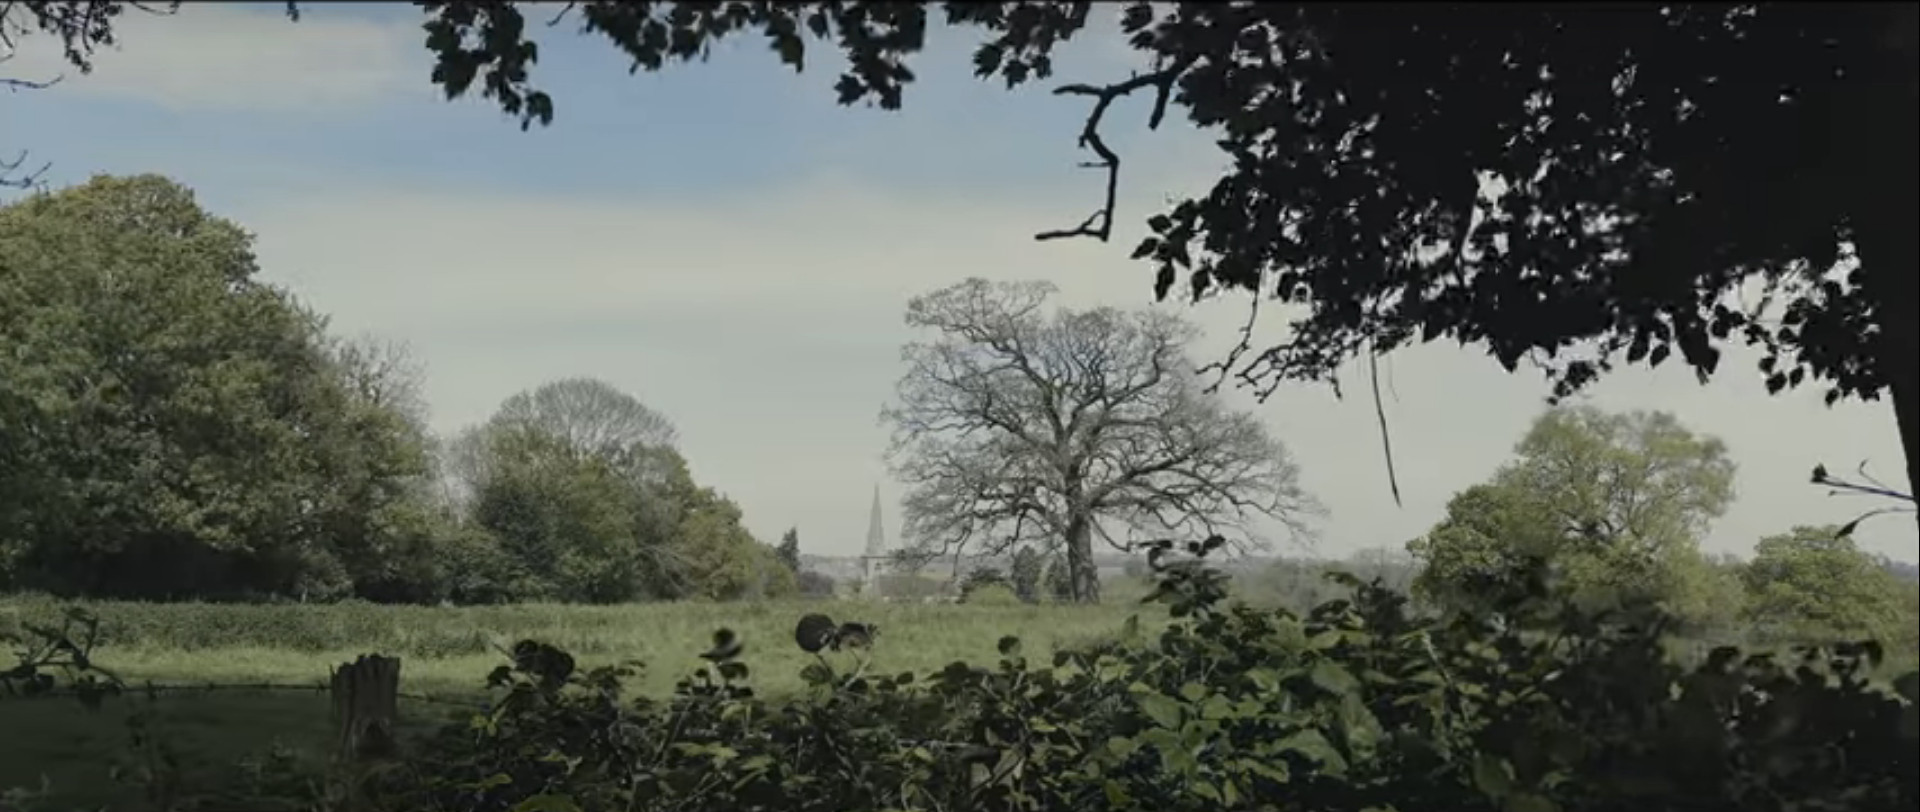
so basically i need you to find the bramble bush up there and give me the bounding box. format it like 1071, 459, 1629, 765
7, 535, 1918, 812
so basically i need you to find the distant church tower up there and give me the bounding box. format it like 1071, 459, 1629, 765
862, 485, 888, 594
865, 485, 887, 557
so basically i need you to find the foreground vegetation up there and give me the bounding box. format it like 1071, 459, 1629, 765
0, 593, 1163, 810
4, 540, 1915, 812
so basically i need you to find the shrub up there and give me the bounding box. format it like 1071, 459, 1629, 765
959, 567, 1014, 601
873, 572, 947, 602
960, 583, 1022, 606
794, 570, 836, 599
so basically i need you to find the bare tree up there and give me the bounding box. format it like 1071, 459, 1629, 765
883, 278, 1320, 603
493, 376, 679, 457
444, 377, 682, 507
329, 334, 430, 430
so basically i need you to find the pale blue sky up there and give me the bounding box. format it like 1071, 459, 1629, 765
6, 3, 1914, 563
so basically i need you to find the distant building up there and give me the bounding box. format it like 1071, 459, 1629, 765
861, 485, 889, 594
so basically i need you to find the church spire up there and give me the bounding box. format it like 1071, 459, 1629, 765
865, 484, 887, 557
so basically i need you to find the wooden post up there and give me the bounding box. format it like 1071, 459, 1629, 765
329, 654, 401, 809
331, 654, 401, 762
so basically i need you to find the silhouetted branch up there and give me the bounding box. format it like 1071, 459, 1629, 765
1812, 461, 1916, 503
1, 72, 55, 90
0, 48, 63, 91
1, 49, 60, 189
1811, 461, 1916, 539
1199, 293, 1261, 395
1034, 56, 1197, 243
0, 149, 50, 189
1368, 344, 1404, 509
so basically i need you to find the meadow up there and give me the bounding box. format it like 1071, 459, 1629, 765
0, 586, 1168, 810
4, 573, 1912, 811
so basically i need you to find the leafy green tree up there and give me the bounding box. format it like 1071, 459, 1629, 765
885, 278, 1316, 604
775, 527, 802, 573
1669, 551, 1752, 640
1009, 546, 1044, 603
1408, 405, 1736, 627
492, 376, 678, 456
671, 482, 795, 601
303, 336, 457, 603
465, 425, 662, 603
452, 377, 680, 492
1742, 525, 1917, 649
428, 521, 526, 606
454, 379, 785, 602
0, 174, 431, 600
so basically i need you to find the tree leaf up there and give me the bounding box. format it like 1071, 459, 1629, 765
1136, 693, 1183, 729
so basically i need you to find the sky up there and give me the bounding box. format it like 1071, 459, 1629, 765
5, 3, 1914, 564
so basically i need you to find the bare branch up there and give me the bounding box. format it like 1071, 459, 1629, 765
1811, 462, 1915, 503
1, 50, 57, 188
1033, 55, 1197, 243
2, 71, 60, 90
1368, 343, 1404, 508
493, 376, 680, 456
0, 148, 50, 189
1806, 460, 1916, 541
884, 278, 1320, 601
328, 334, 431, 429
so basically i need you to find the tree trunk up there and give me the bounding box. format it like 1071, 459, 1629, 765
1065, 514, 1100, 603
330, 654, 401, 810
1849, 3, 1920, 542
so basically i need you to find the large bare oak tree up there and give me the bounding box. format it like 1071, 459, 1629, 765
883, 278, 1318, 603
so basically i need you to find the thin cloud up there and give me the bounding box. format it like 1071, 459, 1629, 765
10, 0, 1909, 563
233, 171, 1918, 565
1, 3, 423, 113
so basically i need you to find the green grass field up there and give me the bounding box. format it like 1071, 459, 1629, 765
0, 589, 1167, 810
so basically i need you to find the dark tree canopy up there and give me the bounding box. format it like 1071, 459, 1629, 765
13, 2, 1916, 523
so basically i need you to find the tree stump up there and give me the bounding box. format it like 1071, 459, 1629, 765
330, 654, 401, 764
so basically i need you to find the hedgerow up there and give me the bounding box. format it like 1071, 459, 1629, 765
5, 536, 1916, 812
